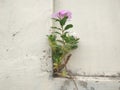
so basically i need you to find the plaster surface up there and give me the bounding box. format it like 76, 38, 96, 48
55, 0, 120, 76
0, 0, 120, 90
0, 0, 53, 90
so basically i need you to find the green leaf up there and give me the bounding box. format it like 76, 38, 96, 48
64, 24, 73, 30
47, 34, 56, 41
52, 45, 63, 63
61, 33, 67, 40
53, 32, 61, 35
60, 16, 68, 27
51, 27, 61, 30
71, 44, 78, 49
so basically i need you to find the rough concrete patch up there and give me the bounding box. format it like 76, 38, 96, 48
40, 49, 52, 73
60, 86, 67, 90
60, 80, 70, 90
90, 87, 95, 90
108, 76, 120, 80
73, 88, 76, 90
117, 73, 120, 77
119, 87, 120, 90
79, 81, 88, 88
64, 80, 70, 86
95, 81, 99, 83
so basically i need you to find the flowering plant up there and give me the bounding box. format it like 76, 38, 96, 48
47, 10, 79, 78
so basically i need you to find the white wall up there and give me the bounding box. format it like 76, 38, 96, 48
55, 0, 120, 76
0, 0, 53, 90
0, 0, 120, 90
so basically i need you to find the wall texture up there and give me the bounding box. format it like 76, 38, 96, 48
0, 0, 53, 90
0, 0, 120, 90
55, 0, 120, 76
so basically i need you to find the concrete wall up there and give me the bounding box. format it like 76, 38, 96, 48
0, 0, 53, 90
55, 0, 120, 76
0, 0, 120, 90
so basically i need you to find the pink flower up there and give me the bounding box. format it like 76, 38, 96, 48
52, 10, 72, 19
